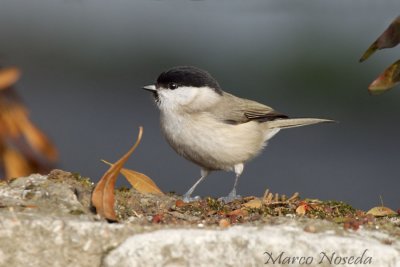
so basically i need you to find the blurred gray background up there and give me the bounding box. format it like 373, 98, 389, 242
0, 0, 399, 210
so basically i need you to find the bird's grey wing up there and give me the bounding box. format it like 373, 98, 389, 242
209, 92, 288, 124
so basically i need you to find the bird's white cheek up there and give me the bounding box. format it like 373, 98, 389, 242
158, 88, 198, 109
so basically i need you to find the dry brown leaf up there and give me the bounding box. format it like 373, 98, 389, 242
175, 200, 185, 207
228, 209, 249, 217
91, 127, 143, 221
296, 203, 308, 216
0, 102, 58, 161
360, 16, 400, 62
3, 147, 32, 179
0, 79, 58, 179
368, 59, 400, 94
243, 198, 262, 209
15, 110, 58, 162
366, 206, 396, 217
0, 106, 21, 138
0, 67, 21, 90
102, 160, 163, 195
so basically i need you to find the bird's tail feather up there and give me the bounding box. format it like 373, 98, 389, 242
267, 118, 334, 129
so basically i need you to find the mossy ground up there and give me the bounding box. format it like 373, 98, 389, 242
42, 170, 400, 236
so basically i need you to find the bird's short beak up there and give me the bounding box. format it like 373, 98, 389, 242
142, 85, 156, 92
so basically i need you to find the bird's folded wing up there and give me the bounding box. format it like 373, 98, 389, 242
244, 110, 288, 122
209, 92, 288, 124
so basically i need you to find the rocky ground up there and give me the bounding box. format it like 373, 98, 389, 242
0, 170, 399, 267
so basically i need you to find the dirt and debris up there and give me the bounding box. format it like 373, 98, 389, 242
7, 170, 384, 234
2, 169, 400, 235
1, 170, 400, 266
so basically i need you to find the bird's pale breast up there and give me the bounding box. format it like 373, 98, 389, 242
160, 110, 271, 171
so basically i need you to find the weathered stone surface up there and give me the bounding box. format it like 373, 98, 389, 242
104, 223, 400, 267
0, 212, 143, 267
0, 173, 87, 216
0, 173, 399, 267
0, 172, 145, 267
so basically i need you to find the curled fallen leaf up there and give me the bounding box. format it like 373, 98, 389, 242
243, 198, 262, 209
360, 16, 400, 62
0, 83, 58, 180
91, 127, 143, 221
0, 67, 20, 90
296, 202, 309, 216
227, 209, 249, 217
366, 206, 396, 217
368, 59, 400, 94
102, 160, 163, 195
175, 199, 186, 208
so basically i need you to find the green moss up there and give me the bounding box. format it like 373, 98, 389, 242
257, 205, 294, 217
206, 197, 226, 211
325, 200, 355, 211
302, 200, 357, 220
71, 173, 93, 187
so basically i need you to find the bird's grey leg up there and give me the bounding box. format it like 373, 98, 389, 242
182, 168, 209, 202
219, 163, 244, 203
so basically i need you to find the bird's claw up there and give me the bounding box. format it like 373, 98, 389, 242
218, 192, 242, 203
182, 195, 201, 203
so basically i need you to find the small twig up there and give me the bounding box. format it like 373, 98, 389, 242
379, 195, 384, 207
263, 189, 270, 200
287, 192, 300, 202
132, 210, 141, 217
265, 193, 273, 204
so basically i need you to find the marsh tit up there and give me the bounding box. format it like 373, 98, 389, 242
143, 66, 332, 202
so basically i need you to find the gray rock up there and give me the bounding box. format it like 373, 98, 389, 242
0, 212, 143, 267
0, 173, 87, 216
103, 224, 400, 267
1, 173, 399, 267
0, 173, 145, 267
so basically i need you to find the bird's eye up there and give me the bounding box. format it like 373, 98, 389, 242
168, 83, 178, 90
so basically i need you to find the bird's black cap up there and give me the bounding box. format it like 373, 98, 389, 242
156, 66, 223, 95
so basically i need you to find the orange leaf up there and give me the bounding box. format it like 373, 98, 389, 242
0, 67, 21, 90
227, 209, 249, 217
102, 160, 163, 195
242, 198, 262, 209
91, 127, 143, 221
0, 106, 21, 138
15, 110, 58, 162
296, 203, 308, 216
360, 16, 400, 62
121, 168, 163, 195
2, 147, 32, 180
368, 59, 400, 94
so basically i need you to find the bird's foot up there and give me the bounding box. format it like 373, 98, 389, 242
218, 190, 242, 203
182, 195, 201, 203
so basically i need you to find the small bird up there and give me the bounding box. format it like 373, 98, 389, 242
143, 66, 332, 202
